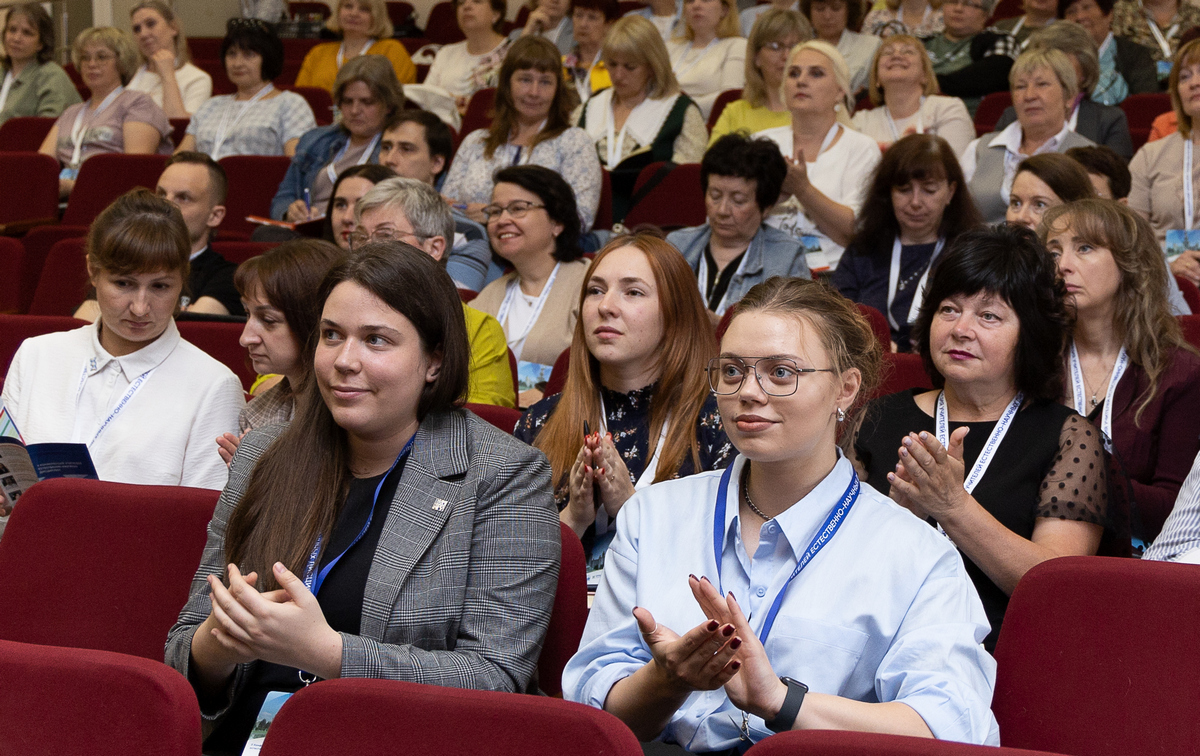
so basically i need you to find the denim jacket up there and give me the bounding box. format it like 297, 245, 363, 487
269, 124, 382, 219
667, 223, 811, 314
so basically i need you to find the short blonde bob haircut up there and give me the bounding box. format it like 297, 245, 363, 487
1009, 47, 1079, 115
1025, 21, 1100, 95
677, 0, 742, 41
1170, 38, 1200, 139
326, 0, 394, 39
72, 27, 140, 86
129, 1, 191, 66
602, 15, 680, 99
867, 34, 938, 106
744, 9, 813, 108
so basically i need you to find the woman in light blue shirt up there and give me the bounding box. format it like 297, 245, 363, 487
563, 276, 999, 750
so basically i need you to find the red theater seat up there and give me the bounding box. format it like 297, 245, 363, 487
218, 155, 295, 238
877, 351, 933, 397
26, 238, 89, 316
0, 116, 55, 151
177, 319, 256, 391
539, 521, 588, 697
707, 88, 743, 131
466, 402, 522, 433
425, 1, 466, 45
0, 314, 88, 389
623, 162, 707, 230
974, 91, 1012, 137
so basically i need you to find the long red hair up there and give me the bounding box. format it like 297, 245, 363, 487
533, 234, 717, 487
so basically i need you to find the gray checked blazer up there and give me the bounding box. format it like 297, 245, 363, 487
164, 408, 561, 731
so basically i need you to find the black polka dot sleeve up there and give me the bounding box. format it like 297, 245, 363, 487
1036, 413, 1108, 526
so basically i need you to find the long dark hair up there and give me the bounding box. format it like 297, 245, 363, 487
322, 163, 397, 243
224, 243, 470, 589
851, 134, 982, 257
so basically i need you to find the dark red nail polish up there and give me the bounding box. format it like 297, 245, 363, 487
730, 637, 742, 649
722, 624, 734, 637
688, 573, 698, 581
707, 619, 719, 632
730, 661, 741, 671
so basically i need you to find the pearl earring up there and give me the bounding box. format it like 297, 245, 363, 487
836, 407, 846, 422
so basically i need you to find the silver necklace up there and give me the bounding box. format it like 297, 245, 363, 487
741, 464, 771, 520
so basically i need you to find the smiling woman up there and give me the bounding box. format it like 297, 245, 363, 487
1, 189, 244, 490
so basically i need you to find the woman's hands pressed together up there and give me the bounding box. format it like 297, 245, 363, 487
562, 431, 637, 535
887, 428, 972, 523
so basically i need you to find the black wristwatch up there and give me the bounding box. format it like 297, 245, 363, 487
764, 676, 808, 733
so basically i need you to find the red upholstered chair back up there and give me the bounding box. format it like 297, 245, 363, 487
291, 85, 335, 126
539, 521, 588, 697
387, 1, 416, 26
461, 87, 496, 137
258, 678, 642, 756
707, 88, 744, 131
1175, 274, 1200, 313
974, 91, 1012, 137
465, 402, 522, 433
0, 479, 218, 660
855, 303, 891, 351
1178, 314, 1200, 349
0, 116, 55, 151
624, 162, 707, 230
425, 1, 467, 45
218, 155, 296, 238
177, 319, 256, 391
27, 238, 89, 317
0, 314, 88, 391
168, 117, 189, 148
11, 227, 88, 313
0, 237, 29, 315
0, 152, 59, 226
0, 639, 202, 756
876, 352, 933, 397
1120, 92, 1172, 152
617, 0, 648, 13
744, 730, 1067, 755
61, 153, 170, 226
992, 556, 1200, 755
543, 346, 572, 397
211, 240, 278, 265
990, 0, 1023, 21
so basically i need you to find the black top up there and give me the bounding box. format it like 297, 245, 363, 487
832, 240, 938, 352
855, 390, 1106, 650
703, 245, 745, 313
188, 246, 245, 317
202, 458, 406, 755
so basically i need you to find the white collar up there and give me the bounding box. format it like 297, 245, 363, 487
584, 89, 679, 145
987, 119, 1071, 155
88, 318, 181, 379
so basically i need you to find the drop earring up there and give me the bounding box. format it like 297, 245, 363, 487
836, 407, 846, 422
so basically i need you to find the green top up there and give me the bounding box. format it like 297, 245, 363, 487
0, 59, 82, 127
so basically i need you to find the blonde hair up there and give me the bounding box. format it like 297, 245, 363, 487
1025, 21, 1099, 95
1009, 47, 1079, 116
786, 40, 854, 125
678, 0, 742, 41
1170, 38, 1200, 139
130, 1, 191, 66
744, 9, 813, 108
72, 27, 140, 86
327, 0, 394, 39
884, 0, 943, 11
602, 15, 680, 99
867, 34, 938, 106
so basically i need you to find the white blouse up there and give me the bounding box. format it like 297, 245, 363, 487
127, 61, 213, 116
665, 37, 746, 121
1, 321, 244, 491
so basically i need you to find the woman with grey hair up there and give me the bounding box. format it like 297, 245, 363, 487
992, 21, 1133, 159
39, 26, 172, 199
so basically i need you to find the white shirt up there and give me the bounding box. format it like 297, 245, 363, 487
563, 453, 1000, 749
424, 40, 506, 99
1, 321, 244, 491
505, 289, 538, 361
837, 29, 882, 96
960, 119, 1074, 204
665, 37, 747, 120
127, 61, 213, 116
758, 123, 882, 271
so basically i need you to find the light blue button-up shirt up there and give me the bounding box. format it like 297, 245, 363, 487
562, 454, 1000, 751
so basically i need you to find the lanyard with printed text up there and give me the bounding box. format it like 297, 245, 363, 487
885, 96, 925, 142
324, 131, 381, 185
75, 358, 157, 446
336, 39, 373, 68
696, 246, 752, 316
0, 71, 14, 114
1068, 342, 1128, 452
70, 86, 124, 167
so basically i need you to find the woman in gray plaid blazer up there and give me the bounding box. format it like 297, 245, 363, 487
166, 243, 561, 753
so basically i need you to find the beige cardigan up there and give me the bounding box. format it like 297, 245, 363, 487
472, 258, 590, 367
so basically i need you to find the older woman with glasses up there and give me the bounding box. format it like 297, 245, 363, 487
710, 9, 813, 144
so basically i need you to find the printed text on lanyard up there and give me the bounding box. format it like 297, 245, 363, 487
934, 390, 1023, 536
1068, 342, 1128, 453
75, 359, 157, 446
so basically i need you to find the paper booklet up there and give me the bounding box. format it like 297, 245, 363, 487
0, 404, 98, 536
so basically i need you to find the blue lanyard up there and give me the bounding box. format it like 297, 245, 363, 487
301, 434, 415, 597
712, 461, 859, 645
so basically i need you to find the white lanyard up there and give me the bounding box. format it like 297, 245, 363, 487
1186, 139, 1194, 230
1010, 16, 1026, 37
212, 84, 273, 160
1068, 342, 1128, 451
812, 122, 839, 160
1142, 3, 1179, 59
593, 395, 670, 534
324, 131, 381, 184
496, 263, 561, 349
885, 96, 925, 142
0, 71, 13, 114
935, 390, 1024, 495
336, 39, 373, 68
70, 86, 124, 168
574, 49, 602, 103
1099, 33, 1114, 58
605, 99, 632, 169
672, 38, 716, 81
75, 359, 157, 446
696, 244, 752, 316
886, 236, 944, 331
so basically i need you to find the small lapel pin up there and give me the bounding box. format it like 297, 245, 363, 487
432, 499, 448, 511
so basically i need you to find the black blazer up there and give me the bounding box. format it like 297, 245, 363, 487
995, 98, 1133, 160
1114, 35, 1160, 95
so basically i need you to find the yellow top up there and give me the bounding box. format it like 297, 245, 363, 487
463, 302, 517, 408
563, 57, 611, 100
294, 39, 417, 93
707, 98, 791, 146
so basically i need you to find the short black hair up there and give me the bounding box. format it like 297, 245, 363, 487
912, 224, 1070, 403
492, 165, 583, 262
388, 110, 453, 181
221, 17, 285, 82
1057, 0, 1113, 17
1066, 145, 1131, 200
701, 133, 788, 213
164, 151, 229, 205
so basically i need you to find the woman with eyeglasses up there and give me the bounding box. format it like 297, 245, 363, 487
515, 234, 732, 577
710, 9, 812, 145
563, 275, 1000, 750
472, 166, 591, 407
126, 1, 211, 119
